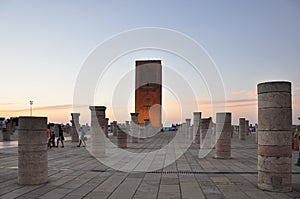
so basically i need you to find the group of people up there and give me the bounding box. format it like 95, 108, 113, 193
47, 124, 64, 148
46, 124, 87, 148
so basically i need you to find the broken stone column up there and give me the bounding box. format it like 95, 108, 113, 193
239, 118, 246, 140
200, 117, 213, 149
89, 106, 107, 158
257, 81, 292, 192
117, 126, 127, 148
142, 119, 150, 140
130, 113, 139, 143
193, 112, 201, 143
185, 118, 191, 127
18, 116, 48, 185
245, 120, 249, 136
2, 119, 12, 141
211, 122, 216, 148
255, 123, 258, 144
112, 121, 118, 136
105, 118, 109, 138
185, 118, 191, 138
71, 113, 80, 142
215, 112, 232, 159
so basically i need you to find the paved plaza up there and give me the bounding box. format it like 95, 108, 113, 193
0, 132, 299, 199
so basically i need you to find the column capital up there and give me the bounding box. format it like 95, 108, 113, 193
71, 113, 80, 117
89, 106, 106, 112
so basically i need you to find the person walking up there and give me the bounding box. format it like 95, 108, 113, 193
47, 125, 51, 148
296, 127, 300, 166
77, 127, 86, 147
294, 128, 299, 150
296, 148, 300, 166
49, 125, 56, 148
56, 124, 64, 148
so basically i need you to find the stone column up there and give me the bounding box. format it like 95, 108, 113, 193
215, 112, 232, 159
200, 117, 213, 149
105, 118, 109, 137
130, 113, 139, 143
18, 116, 48, 185
185, 118, 191, 127
193, 112, 201, 143
112, 121, 118, 136
257, 81, 292, 192
239, 118, 246, 140
89, 106, 106, 133
255, 123, 258, 144
185, 118, 191, 138
117, 126, 127, 148
71, 113, 80, 142
245, 120, 249, 136
89, 106, 106, 158
2, 119, 12, 141
142, 119, 150, 140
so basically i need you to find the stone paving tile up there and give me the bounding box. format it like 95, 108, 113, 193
133, 173, 161, 199
244, 190, 278, 199
179, 174, 205, 199
109, 177, 142, 199
158, 184, 181, 199
216, 184, 250, 199
0, 132, 300, 199
0, 185, 41, 199
20, 184, 57, 197
39, 188, 72, 199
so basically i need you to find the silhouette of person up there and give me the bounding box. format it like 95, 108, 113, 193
56, 124, 64, 148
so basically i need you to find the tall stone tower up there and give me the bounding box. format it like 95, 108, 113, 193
135, 60, 162, 127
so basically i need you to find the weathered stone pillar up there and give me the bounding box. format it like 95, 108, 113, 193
105, 118, 109, 138
245, 120, 249, 136
200, 117, 213, 149
211, 122, 216, 148
117, 126, 127, 148
71, 113, 80, 142
112, 121, 118, 136
257, 81, 292, 192
185, 119, 191, 127
239, 118, 246, 140
130, 113, 139, 143
185, 118, 191, 138
142, 119, 150, 140
2, 119, 12, 141
90, 106, 106, 133
193, 112, 201, 143
255, 123, 258, 144
215, 113, 232, 159
18, 116, 48, 185
89, 106, 106, 157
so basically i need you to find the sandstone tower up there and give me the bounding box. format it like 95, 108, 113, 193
135, 60, 162, 127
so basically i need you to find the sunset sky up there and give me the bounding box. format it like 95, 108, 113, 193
0, 0, 299, 125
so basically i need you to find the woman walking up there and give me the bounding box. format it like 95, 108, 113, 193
56, 124, 65, 148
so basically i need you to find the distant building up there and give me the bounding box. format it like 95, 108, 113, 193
135, 60, 162, 127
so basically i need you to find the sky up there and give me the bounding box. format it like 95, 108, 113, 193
0, 0, 299, 125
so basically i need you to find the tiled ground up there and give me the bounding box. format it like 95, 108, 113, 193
0, 132, 299, 199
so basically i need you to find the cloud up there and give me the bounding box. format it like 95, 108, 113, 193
0, 104, 87, 112
246, 90, 257, 98
231, 90, 246, 95
225, 102, 257, 108
200, 98, 256, 105
0, 102, 16, 106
